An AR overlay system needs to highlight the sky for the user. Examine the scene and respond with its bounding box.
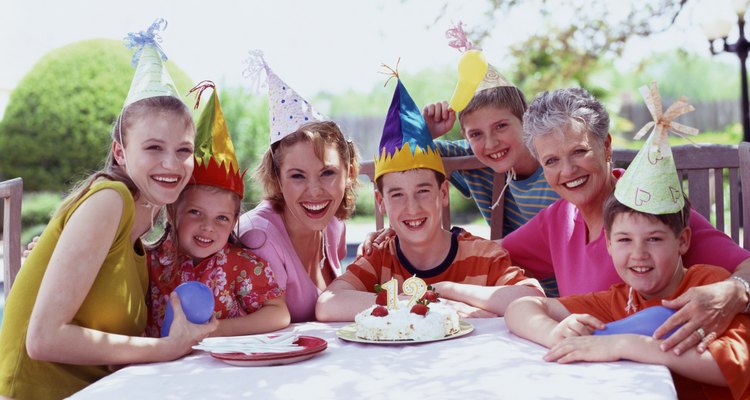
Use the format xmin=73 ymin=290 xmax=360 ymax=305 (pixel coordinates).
xmin=0 ymin=0 xmax=742 ymax=115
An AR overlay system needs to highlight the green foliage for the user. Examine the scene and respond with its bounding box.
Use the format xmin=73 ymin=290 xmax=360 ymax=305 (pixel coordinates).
xmin=616 ymin=50 xmax=740 ymax=101
xmin=0 ymin=39 xmax=193 ymax=191
xmin=317 ymin=66 xmax=463 ymax=139
xmin=19 ymin=191 xmax=62 ymax=246
xmin=217 ymin=85 xmax=270 ymax=208
xmin=353 ymin=182 xmax=376 ymax=217
xmin=448 ymin=186 xmax=482 ymax=223
xmin=22 ymin=191 xmax=60 ymax=227
xmin=613 ymin=123 xmax=743 ymax=149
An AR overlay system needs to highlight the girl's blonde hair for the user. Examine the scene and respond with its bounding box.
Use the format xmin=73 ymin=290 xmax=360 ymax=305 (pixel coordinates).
xmin=254 ymin=121 xmax=360 ymax=220
xmin=56 ymin=96 xmax=194 ymax=217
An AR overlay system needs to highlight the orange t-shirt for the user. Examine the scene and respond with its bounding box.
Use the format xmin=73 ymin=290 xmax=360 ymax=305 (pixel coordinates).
xmin=559 ymin=265 xmax=750 ymax=400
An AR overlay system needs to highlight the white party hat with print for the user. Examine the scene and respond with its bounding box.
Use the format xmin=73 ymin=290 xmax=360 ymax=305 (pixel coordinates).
xmin=244 ymin=50 xmax=326 ymax=144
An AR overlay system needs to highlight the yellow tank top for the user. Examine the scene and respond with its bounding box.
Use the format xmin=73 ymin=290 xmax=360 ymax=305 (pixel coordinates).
xmin=0 ymin=180 xmax=148 ymax=399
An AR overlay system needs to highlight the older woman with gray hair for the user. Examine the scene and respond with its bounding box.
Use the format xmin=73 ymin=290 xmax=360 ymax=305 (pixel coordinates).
xmin=502 ymin=87 xmax=750 ymax=355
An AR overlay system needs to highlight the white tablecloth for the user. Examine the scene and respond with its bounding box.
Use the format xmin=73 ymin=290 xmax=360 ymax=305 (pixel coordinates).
xmin=69 ymin=318 xmax=676 ymax=400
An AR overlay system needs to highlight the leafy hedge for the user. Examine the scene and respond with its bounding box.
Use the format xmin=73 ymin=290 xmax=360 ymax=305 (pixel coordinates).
xmin=216 ymin=85 xmax=269 ymax=207
xmin=0 ymin=39 xmax=193 ymax=191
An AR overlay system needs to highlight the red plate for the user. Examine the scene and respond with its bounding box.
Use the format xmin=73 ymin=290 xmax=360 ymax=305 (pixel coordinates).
xmin=210 ymin=336 xmax=327 ymax=367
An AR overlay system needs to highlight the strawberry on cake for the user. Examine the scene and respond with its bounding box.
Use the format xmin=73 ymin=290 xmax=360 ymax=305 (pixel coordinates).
xmin=354 ymin=287 xmax=460 ymax=341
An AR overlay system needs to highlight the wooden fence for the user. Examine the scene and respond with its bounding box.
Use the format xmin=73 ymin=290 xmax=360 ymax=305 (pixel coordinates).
xmin=619 ymin=99 xmax=739 ymax=136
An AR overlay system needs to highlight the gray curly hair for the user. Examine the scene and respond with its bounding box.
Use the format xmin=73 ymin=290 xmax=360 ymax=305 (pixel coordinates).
xmin=522 ymin=88 xmax=610 ymax=160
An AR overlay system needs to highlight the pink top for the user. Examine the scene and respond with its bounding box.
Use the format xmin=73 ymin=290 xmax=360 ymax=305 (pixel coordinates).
xmin=503 ymin=170 xmax=750 ymax=297
xmin=238 ymin=201 xmax=346 ymax=322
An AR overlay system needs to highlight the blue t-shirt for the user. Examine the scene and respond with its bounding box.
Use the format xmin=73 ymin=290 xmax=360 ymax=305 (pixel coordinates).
xmin=434 ymin=139 xmax=559 ymax=234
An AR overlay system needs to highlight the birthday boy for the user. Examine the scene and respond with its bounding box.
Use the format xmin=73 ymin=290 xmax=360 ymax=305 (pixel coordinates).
xmin=315 ymin=72 xmax=543 ymax=321
xmin=504 ymin=84 xmax=749 ymax=400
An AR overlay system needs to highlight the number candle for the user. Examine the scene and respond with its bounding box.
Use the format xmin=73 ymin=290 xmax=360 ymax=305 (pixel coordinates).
xmin=403 ymin=276 xmax=427 ymax=307
xmin=381 ymin=278 xmax=399 ymax=310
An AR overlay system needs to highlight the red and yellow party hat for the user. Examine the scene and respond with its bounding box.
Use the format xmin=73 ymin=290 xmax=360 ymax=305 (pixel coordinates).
xmin=188 ymin=81 xmax=246 ymax=198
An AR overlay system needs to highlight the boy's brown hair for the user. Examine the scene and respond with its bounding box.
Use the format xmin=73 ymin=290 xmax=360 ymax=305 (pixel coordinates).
xmin=458 ymin=86 xmax=527 ymax=134
xmin=375 ymin=169 xmax=446 ymax=193
xmin=603 ymin=190 xmax=691 ymax=237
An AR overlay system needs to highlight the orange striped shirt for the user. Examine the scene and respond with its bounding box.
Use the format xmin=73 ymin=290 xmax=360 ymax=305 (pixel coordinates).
xmin=339 ymin=228 xmax=540 ymax=292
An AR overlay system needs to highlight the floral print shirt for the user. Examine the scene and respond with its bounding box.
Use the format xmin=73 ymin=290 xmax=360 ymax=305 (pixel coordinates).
xmin=145 ymin=232 xmax=284 ymax=337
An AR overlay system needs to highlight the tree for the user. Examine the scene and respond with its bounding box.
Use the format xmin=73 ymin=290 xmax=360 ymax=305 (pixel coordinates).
xmin=432 ymin=0 xmax=688 ymax=95
xmin=217 ymin=85 xmax=269 ymax=207
xmin=0 ymin=39 xmax=193 ymax=191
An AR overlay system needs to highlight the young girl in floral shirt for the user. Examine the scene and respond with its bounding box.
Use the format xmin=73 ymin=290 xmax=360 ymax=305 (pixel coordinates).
xmin=146 ymin=82 xmax=289 ymax=337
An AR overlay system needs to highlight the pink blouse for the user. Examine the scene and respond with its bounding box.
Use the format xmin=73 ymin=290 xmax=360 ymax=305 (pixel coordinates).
xmin=238 ymin=201 xmax=346 ymax=322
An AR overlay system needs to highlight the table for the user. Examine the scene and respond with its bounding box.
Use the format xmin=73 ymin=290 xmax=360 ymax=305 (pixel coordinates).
xmin=69 ymin=318 xmax=676 ymax=400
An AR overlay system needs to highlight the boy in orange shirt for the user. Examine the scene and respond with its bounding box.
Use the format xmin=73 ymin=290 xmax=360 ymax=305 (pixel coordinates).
xmin=316 ymin=71 xmax=542 ymax=322
xmin=505 ymin=86 xmax=749 ymax=399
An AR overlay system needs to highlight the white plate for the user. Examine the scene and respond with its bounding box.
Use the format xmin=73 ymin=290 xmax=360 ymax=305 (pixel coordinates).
xmin=210 ymin=336 xmax=327 ymax=367
xmin=336 ymin=320 xmax=474 ymax=344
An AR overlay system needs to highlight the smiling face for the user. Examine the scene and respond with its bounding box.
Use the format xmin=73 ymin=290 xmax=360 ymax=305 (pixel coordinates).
xmin=606 ymin=212 xmax=690 ymax=299
xmin=375 ymin=169 xmax=449 ymax=248
xmin=533 ymin=126 xmax=613 ymax=213
xmin=277 ymin=140 xmax=348 ymax=233
xmin=461 ymin=106 xmax=528 ymax=174
xmin=114 ymin=111 xmax=195 ymax=206
xmin=175 ymin=185 xmax=239 ymax=261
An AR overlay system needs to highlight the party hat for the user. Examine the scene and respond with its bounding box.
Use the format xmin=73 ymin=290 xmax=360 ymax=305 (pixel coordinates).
xmin=123 ymin=18 xmax=182 ymax=107
xmin=374 ymin=64 xmax=445 ymax=181
xmin=244 ymin=50 xmax=326 ymax=144
xmin=445 ymin=22 xmax=515 ymax=112
xmin=188 ymin=81 xmax=246 ymax=199
xmin=614 ymin=82 xmax=699 ymax=214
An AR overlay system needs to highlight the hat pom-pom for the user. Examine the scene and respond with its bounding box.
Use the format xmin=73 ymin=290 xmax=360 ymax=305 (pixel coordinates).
xmin=124 ymin=18 xmax=168 ymax=67
xmin=243 ymin=49 xmax=270 ymax=92
xmin=445 ymin=21 xmax=478 ymax=53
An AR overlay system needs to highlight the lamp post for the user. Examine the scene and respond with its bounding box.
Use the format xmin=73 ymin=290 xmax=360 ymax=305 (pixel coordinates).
xmin=704 ymin=0 xmax=750 ymax=143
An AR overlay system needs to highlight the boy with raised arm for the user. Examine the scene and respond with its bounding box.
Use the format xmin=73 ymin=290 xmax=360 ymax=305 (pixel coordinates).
xmin=366 ymin=24 xmax=560 ymax=296
xmin=315 ymin=70 xmax=542 ymax=322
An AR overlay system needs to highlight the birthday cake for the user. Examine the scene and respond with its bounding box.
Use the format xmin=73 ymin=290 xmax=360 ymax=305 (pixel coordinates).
xmin=354 ymin=300 xmax=460 ymax=341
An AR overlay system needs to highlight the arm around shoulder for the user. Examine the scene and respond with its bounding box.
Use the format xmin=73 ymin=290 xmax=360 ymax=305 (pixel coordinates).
xmin=27 ymin=189 xmax=215 ymax=364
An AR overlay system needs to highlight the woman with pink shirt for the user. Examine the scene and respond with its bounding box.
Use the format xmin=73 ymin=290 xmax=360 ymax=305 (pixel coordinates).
xmin=239 ymin=53 xmax=360 ymax=323
xmin=502 ymin=87 xmax=750 ymax=355
xmin=238 ymin=121 xmax=359 ymax=323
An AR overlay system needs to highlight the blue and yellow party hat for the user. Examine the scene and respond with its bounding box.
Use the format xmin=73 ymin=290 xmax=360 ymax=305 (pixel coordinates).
xmin=374 ymin=64 xmax=445 ymax=181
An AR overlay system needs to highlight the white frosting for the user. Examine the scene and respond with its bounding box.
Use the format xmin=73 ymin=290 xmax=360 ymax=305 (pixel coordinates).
xmin=354 ymin=301 xmax=460 ymax=341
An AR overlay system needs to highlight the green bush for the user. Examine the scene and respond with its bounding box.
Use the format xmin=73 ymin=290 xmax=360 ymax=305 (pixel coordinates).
xmin=17 ymin=191 xmax=62 ymax=246
xmin=22 ymin=192 xmax=61 ymax=227
xmin=0 ymin=39 xmax=193 ymax=191
xmin=353 ymin=182 xmax=376 ymax=217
